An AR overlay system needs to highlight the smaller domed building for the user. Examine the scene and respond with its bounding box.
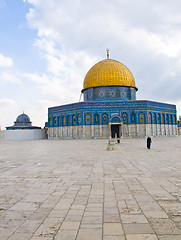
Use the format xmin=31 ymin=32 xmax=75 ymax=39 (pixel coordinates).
xmin=0 ymin=112 xmax=46 ymax=141
xmin=48 ymin=51 xmax=177 ymax=139
xmin=6 ymin=113 xmax=41 ymax=130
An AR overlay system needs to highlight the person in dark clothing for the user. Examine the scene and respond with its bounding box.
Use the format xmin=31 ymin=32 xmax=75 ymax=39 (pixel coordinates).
xmin=147 ymin=136 xmax=152 ymax=149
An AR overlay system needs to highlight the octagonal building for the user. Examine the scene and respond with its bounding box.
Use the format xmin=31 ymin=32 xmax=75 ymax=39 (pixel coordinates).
xmin=48 ymin=51 xmax=177 ymax=139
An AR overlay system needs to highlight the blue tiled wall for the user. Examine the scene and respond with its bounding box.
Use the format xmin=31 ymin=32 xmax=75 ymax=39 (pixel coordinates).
xmin=83 ymin=86 xmax=136 ymax=101
xmin=48 ymin=100 xmax=177 ymax=127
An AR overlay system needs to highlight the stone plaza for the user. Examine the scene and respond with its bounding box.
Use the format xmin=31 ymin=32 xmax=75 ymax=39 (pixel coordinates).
xmin=0 ymin=136 xmax=181 ymax=240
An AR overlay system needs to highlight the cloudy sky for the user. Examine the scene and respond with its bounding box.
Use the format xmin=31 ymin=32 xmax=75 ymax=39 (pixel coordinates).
xmin=0 ymin=0 xmax=181 ymax=129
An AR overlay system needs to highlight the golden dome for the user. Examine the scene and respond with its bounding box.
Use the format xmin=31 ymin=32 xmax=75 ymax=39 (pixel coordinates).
xmin=82 ymin=58 xmax=137 ymax=91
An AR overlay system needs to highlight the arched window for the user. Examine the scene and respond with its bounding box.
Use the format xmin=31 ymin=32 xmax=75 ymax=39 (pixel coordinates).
xmin=148 ymin=112 xmax=152 ymax=123
xmin=123 ymin=113 xmax=128 ymax=124
xmin=53 ymin=117 xmax=57 ymax=127
xmin=58 ymin=116 xmax=61 ymax=126
xmin=94 ymin=113 xmax=99 ymax=125
xmin=62 ymin=116 xmax=66 ymax=126
xmin=102 ymin=113 xmax=108 ymax=124
xmin=173 ymin=115 xmax=176 ymax=124
xmin=166 ymin=114 xmax=169 ymax=124
xmin=139 ymin=112 xmax=145 ymax=123
xmin=153 ymin=113 xmax=156 ymax=124
xmin=77 ymin=114 xmax=81 ymax=125
xmin=67 ymin=115 xmax=71 ymax=126
xmin=72 ymin=115 xmax=76 ymax=125
xmin=86 ymin=113 xmax=91 ymax=124
xmin=170 ymin=115 xmax=173 ymax=124
xmin=157 ymin=113 xmax=161 ymax=124
xmin=131 ymin=112 xmax=136 ymax=123
xmin=161 ymin=114 xmax=165 ymax=124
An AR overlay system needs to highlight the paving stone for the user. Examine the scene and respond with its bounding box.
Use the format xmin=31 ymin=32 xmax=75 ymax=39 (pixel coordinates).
xmin=80 ymin=223 xmax=102 ymax=229
xmin=104 ymin=214 xmax=120 ymax=222
xmin=158 ymin=235 xmax=181 ymax=240
xmin=15 ymin=219 xmax=42 ymax=234
xmin=1 ymin=210 xmax=32 ymax=220
xmin=103 ymin=236 xmax=125 ymax=240
xmin=126 ymin=234 xmax=158 ymax=240
xmin=144 ymin=211 xmax=168 ymax=219
xmin=8 ymin=232 xmax=32 ymax=240
xmin=76 ymin=229 xmax=102 ymax=240
xmin=54 ymin=229 xmax=77 ymax=240
xmin=121 ymin=214 xmax=148 ymax=224
xmin=123 ymin=223 xmax=154 ymax=234
xmin=82 ymin=215 xmax=102 ymax=224
xmin=104 ymin=223 xmax=124 ymax=235
xmin=9 ymin=202 xmax=39 ymax=211
xmin=149 ymin=218 xmax=181 ymax=234
xmin=31 ymin=236 xmax=54 ymax=240
xmin=64 ymin=214 xmax=82 ymax=222
xmin=33 ymin=217 xmax=63 ymax=237
xmin=60 ymin=221 xmax=80 ymax=230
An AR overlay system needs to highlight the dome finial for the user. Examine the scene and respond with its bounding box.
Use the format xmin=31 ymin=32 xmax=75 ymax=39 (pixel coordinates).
xmin=106 ymin=49 xmax=109 ymax=59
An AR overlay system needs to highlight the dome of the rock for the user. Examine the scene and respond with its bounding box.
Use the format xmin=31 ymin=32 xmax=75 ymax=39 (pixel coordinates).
xmin=82 ymin=58 xmax=137 ymax=91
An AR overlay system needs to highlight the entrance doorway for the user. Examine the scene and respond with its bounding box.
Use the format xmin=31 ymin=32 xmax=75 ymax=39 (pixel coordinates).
xmin=111 ymin=124 xmax=120 ymax=138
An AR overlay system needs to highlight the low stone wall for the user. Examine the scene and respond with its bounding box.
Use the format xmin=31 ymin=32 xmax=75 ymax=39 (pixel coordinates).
xmin=48 ymin=124 xmax=177 ymax=139
xmin=0 ymin=129 xmax=46 ymax=141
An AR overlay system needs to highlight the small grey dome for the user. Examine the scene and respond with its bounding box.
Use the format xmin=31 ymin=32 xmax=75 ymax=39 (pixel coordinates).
xmin=16 ymin=113 xmax=30 ymax=123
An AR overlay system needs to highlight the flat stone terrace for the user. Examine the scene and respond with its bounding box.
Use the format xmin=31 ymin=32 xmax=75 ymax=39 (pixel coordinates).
xmin=0 ymin=137 xmax=181 ymax=240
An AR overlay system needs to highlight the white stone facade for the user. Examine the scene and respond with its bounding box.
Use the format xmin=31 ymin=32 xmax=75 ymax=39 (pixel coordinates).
xmin=48 ymin=124 xmax=177 ymax=139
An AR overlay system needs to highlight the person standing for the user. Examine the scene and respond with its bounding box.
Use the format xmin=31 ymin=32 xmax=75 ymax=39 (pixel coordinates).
xmin=147 ymin=136 xmax=152 ymax=149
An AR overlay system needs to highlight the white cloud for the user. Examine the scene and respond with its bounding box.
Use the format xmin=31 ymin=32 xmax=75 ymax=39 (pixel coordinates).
xmin=24 ymin=0 xmax=181 ymax=104
xmin=22 ymin=72 xmax=49 ymax=84
xmin=1 ymin=72 xmax=21 ymax=84
xmin=0 ymin=53 xmax=13 ymax=67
